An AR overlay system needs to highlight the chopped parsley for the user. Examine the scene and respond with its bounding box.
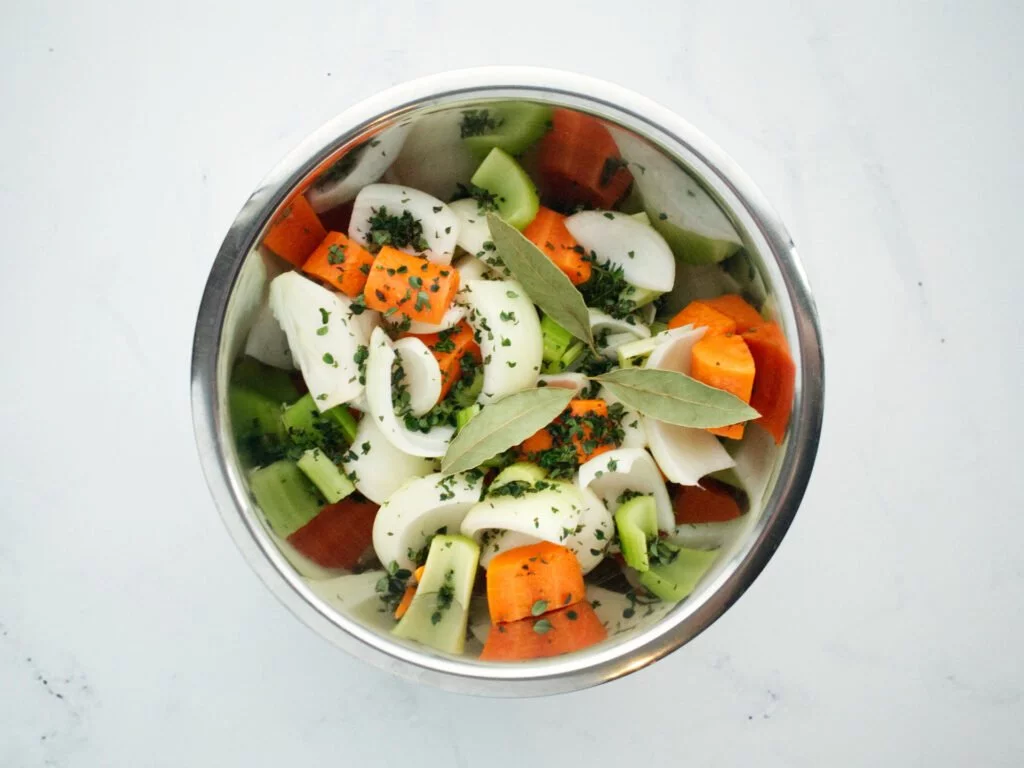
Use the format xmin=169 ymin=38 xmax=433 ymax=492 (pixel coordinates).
xmin=366 ymin=206 xmax=429 ymax=252
xmin=459 ymin=109 xmax=504 ymax=138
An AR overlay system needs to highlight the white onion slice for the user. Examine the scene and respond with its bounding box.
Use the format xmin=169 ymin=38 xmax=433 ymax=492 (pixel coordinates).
xmin=268 ymin=273 xmax=367 ymax=411
xmin=392 ymin=337 xmax=442 ymax=416
xmin=460 ymin=483 xmax=586 ymax=554
xmin=538 ymin=372 xmax=588 ymax=392
xmin=349 ymin=184 xmax=459 ymax=265
xmin=588 ymin=585 xmax=673 ymax=636
xmin=306 ymin=124 xmax=410 ymax=213
xmin=578 ymin=448 xmax=674 ymax=532
xmin=448 ymin=198 xmax=494 ymax=259
xmin=564 ymin=487 xmax=614 ymax=574
xmin=304 ymin=572 xmax=397 ymax=633
xmin=731 ymin=423 xmax=780 ymax=514
xmin=341 ymin=415 xmax=434 ymax=504
xmin=392 ymin=110 xmax=476 ymax=201
xmin=598 ymin=386 xmax=646 ymax=449
xmin=646 ymin=325 xmax=706 ymax=374
xmin=565 ymin=211 xmax=675 ymax=292
xmin=364 ymin=328 xmax=453 ymax=457
xmin=460 ymin=279 xmax=542 ymax=403
xmin=644 ymin=418 xmax=735 ymax=486
xmin=244 ymin=302 xmax=294 ymax=370
xmin=668 ymin=518 xmax=746 ymax=551
xmin=372 ymin=472 xmax=485 ymax=572
xmin=478 ymin=530 xmax=541 ymax=570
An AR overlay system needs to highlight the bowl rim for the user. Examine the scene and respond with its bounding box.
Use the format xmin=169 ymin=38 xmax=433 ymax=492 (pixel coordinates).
xmin=191 ymin=66 xmax=824 ymax=697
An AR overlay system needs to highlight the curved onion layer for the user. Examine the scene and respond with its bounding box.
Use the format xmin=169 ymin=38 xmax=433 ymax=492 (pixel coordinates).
xmin=403 ymin=254 xmax=485 ymax=334
xmin=590 ymin=309 xmax=651 ymax=360
xmin=587 ymin=585 xmax=673 ymax=635
xmin=365 ymin=328 xmax=453 ymax=457
xmin=349 ymin=184 xmax=459 ymax=265
xmin=564 ymin=487 xmax=613 ymax=574
xmin=304 ymin=571 xmax=397 ymax=633
xmin=538 ymin=372 xmax=589 ymax=392
xmin=244 ymin=302 xmax=294 ymax=370
xmin=268 ymin=272 xmax=367 ymax=411
xmin=392 ymin=337 xmax=442 ymax=416
xmin=391 ymin=110 xmax=477 ymax=201
xmin=372 ymin=472 xmax=485 ymax=572
xmin=644 ymin=418 xmax=735 ymax=486
xmin=565 ymin=211 xmax=675 ymax=292
xmin=448 ymin=198 xmax=494 ymax=259
xmin=460 ymin=279 xmax=542 ymax=403
xmin=668 ymin=518 xmax=747 ymax=551
xmin=461 ymin=482 xmax=586 ymax=559
xmin=478 ymin=530 xmax=541 ymax=570
xmin=340 ymin=414 xmax=434 ymax=504
xmin=646 ymin=324 xmax=706 ymax=373
xmin=597 ymin=386 xmax=646 ymax=449
xmin=578 ymin=448 xmax=674 ymax=532
xmin=306 ymin=124 xmax=410 ymax=213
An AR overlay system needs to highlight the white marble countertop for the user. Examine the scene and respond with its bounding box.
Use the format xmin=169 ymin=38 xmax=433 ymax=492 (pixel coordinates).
xmin=2 ymin=1 xmax=1022 ymax=765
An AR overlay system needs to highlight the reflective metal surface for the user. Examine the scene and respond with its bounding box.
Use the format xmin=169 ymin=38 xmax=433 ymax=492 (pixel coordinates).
xmin=191 ymin=67 xmax=824 ymax=696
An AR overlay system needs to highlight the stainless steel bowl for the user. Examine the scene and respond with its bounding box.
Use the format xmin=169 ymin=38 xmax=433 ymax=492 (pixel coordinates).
xmin=191 ymin=67 xmax=824 ymax=696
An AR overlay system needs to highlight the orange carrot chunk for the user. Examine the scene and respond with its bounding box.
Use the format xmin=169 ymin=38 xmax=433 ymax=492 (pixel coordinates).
xmin=673 ymin=479 xmax=744 ymax=525
xmin=741 ymin=322 xmax=795 ymax=444
xmin=668 ymin=300 xmax=738 ymax=335
xmin=690 ymin=334 xmax=756 ymax=440
xmin=702 ymin=294 xmax=764 ymax=334
xmin=406 ymin=321 xmax=480 ymax=401
xmin=520 ymin=399 xmax=615 ymax=465
xmin=537 ymin=109 xmax=632 ymax=210
xmin=363 ymin=246 xmax=460 ymax=325
xmin=486 ymin=541 xmax=586 ymax=624
xmin=393 ymin=565 xmax=427 ymax=619
xmin=522 ymin=207 xmax=591 ymax=285
xmin=480 ymin=602 xmax=607 ymax=661
xmin=286 ymin=498 xmax=378 ymax=570
xmin=263 ymin=195 xmax=328 ymax=267
xmin=302 ymin=232 xmax=376 ymax=297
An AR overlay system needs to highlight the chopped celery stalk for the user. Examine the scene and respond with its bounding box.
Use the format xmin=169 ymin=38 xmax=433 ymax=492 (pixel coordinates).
xmin=479 ymin=453 xmax=509 ymax=469
xmin=469 ymin=147 xmax=539 ymax=230
xmin=614 ymin=495 xmax=658 ymax=572
xmin=453 ymin=367 xmax=483 ymax=408
xmin=639 ymin=548 xmax=719 ymax=602
xmin=249 ymin=460 xmax=323 ymax=537
xmin=616 ymin=336 xmax=663 ymax=369
xmin=229 ymin=386 xmax=286 ymax=443
xmin=542 ymin=340 xmax=586 ymax=374
xmin=462 ymin=102 xmax=552 ymax=160
xmin=650 ymin=321 xmax=668 ymax=336
xmin=392 ymin=534 xmax=480 ymax=655
xmin=322 ymin=403 xmax=358 ymax=444
xmin=230 ymin=356 xmax=299 ymax=404
xmin=281 ymin=393 xmax=318 ymax=436
xmin=296 ymin=448 xmax=355 ymax=504
xmin=282 ymin=393 xmax=357 ymax=446
xmin=621 ymin=284 xmax=661 ymax=308
xmin=541 ymin=315 xmax=574 ymax=363
xmin=455 ymin=404 xmax=481 ymax=431
xmin=490 ymin=462 xmax=546 ymax=492
xmin=631 ymin=211 xmax=652 ymax=225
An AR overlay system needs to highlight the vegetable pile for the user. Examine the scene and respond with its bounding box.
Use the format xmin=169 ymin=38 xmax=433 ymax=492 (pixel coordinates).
xmin=231 ymin=103 xmax=796 ymax=661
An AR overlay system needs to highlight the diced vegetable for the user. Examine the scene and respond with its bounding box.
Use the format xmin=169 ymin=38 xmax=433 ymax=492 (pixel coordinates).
xmin=742 ymin=322 xmax=795 ymax=444
xmin=362 ymin=246 xmax=461 ymax=326
xmin=301 ymin=232 xmax=375 ymax=297
xmin=448 ymin=198 xmax=495 ymax=260
xmin=249 ymin=460 xmax=323 ymax=538
xmin=702 ymin=294 xmax=764 ymax=333
xmin=563 ymin=487 xmax=613 ymax=575
xmin=230 ymin=356 xmax=300 ymax=403
xmin=668 ymin=299 xmax=737 ymax=335
xmin=673 ymin=479 xmax=744 ymax=525
xmin=589 ymin=308 xmax=651 ymax=360
xmin=644 ymin=418 xmax=736 ymax=486
xmin=263 ymin=195 xmax=327 ymax=267
xmin=229 ymin=386 xmax=286 ymax=447
xmin=690 ymin=334 xmax=756 ymax=440
xmin=461 ymin=102 xmax=552 ymax=160
xmin=244 ymin=303 xmax=294 ymax=370
xmin=469 ymin=148 xmax=539 ymax=230
xmin=537 ymin=372 xmax=589 ymax=393
xmin=296 ymin=448 xmax=355 ymax=503
xmin=306 ymin=124 xmax=409 ymax=213
xmin=408 ymin=321 xmax=480 ymax=402
xmin=287 ymin=498 xmax=378 ymax=570
xmin=281 ymin=393 xmax=357 ymax=447
xmin=522 ymin=206 xmax=590 ymax=285
xmin=614 ymin=495 xmax=658 ymax=571
xmin=489 ymin=462 xmax=547 ymax=492
xmin=485 ymin=541 xmax=586 ymax=624
xmin=638 ymin=547 xmax=718 ymax=602
xmin=577 ymin=447 xmax=674 ymax=532
xmin=392 ymin=534 xmax=480 ymax=655
xmin=392 ymin=336 xmax=443 ymax=416
xmin=537 ymin=109 xmax=632 ymax=209
xmin=371 ymin=471 xmax=485 ymax=572
xmin=455 ymin=404 xmax=480 ymax=431
xmin=541 ymin=314 xmax=574 ymax=366
xmin=349 ymin=184 xmax=460 ymax=265
xmin=340 ymin=413 xmax=434 ymax=504
xmin=393 ymin=565 xmax=426 ymax=619
xmin=520 ymin=399 xmax=617 ymax=466
xmin=565 ymin=211 xmax=675 ymax=293
xmin=479 ymin=602 xmax=606 ymax=661
xmin=392 ymin=110 xmax=477 ymax=201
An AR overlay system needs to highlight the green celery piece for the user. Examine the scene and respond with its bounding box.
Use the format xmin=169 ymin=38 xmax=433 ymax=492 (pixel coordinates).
xmin=651 ymin=214 xmax=741 ymax=266
xmin=639 ymin=548 xmax=719 ymax=602
xmin=230 ymin=356 xmax=299 ymax=403
xmin=540 ymin=314 xmax=573 ymax=363
xmin=542 ymin=339 xmax=585 ymax=374
xmin=229 ymin=386 xmax=286 ymax=444
xmin=296 ymin=448 xmax=355 ymax=504
xmin=621 ymin=284 xmax=661 ymax=308
xmin=392 ymin=535 xmax=480 ymax=655
xmin=455 ymin=404 xmax=481 ymax=431
xmin=630 ymin=211 xmax=652 ymax=225
xmin=490 ymin=462 xmax=546 ymax=492
xmin=462 ymin=102 xmax=552 ymax=160
xmin=616 ymin=336 xmax=659 ymax=369
xmin=470 ymin=148 xmax=539 ymax=230
xmin=249 ymin=460 xmax=323 ymax=537
xmin=649 ymin=321 xmax=668 ymax=335
xmin=453 ymin=368 xmax=483 ymax=408
xmin=614 ymin=495 xmax=658 ymax=572
xmin=282 ymin=393 xmax=358 ymax=446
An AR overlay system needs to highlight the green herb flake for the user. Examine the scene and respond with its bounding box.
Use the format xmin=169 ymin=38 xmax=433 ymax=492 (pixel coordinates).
xmin=532 ymin=619 xmax=554 ymax=635
xmin=531 ymin=599 xmax=548 ymax=616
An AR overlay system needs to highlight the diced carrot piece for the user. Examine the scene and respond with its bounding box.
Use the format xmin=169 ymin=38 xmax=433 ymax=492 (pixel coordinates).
xmin=691 ymin=334 xmax=756 ymax=440
xmin=741 ymin=322 xmax=795 ymax=444
xmin=393 ymin=565 xmax=426 ymax=619
xmin=480 ymin=602 xmax=607 ymax=661
xmin=668 ymin=300 xmax=738 ymax=335
xmin=286 ymin=498 xmax=378 ymax=570
xmin=673 ymin=479 xmax=744 ymax=524
xmin=486 ymin=542 xmax=586 ymax=624
xmin=362 ymin=247 xmax=460 ymax=325
xmin=302 ymin=232 xmax=375 ymax=297
xmin=522 ymin=207 xmax=591 ymax=285
xmin=520 ymin=428 xmax=555 ymax=455
xmin=702 ymin=295 xmax=764 ymax=333
xmin=263 ymin=195 xmax=327 ymax=267
xmin=519 ymin=399 xmax=614 ymax=464
xmin=406 ymin=321 xmax=480 ymax=401
xmin=537 ymin=109 xmax=632 ymax=209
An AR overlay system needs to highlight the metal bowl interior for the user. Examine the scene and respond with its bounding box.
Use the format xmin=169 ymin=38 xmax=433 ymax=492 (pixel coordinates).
xmin=191 ymin=67 xmax=824 ymax=696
